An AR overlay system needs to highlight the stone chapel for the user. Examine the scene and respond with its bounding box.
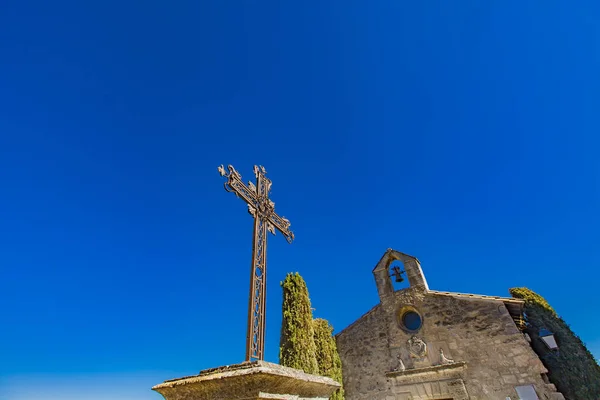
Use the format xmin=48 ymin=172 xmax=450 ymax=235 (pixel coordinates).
xmin=335 ymin=249 xmax=565 ymax=400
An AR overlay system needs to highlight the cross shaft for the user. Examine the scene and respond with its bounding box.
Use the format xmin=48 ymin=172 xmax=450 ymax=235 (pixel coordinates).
xmin=218 ymin=164 xmax=294 ymax=361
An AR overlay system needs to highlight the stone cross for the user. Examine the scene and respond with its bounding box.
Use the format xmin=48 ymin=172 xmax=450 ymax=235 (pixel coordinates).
xmin=218 ymin=164 xmax=294 ymax=361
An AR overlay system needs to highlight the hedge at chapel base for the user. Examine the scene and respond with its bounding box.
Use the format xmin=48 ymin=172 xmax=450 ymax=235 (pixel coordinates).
xmin=510 ymin=287 xmax=600 ymax=400
xmin=279 ymin=272 xmax=318 ymax=374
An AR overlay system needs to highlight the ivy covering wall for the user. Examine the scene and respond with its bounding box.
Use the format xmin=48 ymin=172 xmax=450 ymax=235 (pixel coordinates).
xmin=313 ymin=318 xmax=344 ymax=400
xmin=510 ymin=287 xmax=600 ymax=400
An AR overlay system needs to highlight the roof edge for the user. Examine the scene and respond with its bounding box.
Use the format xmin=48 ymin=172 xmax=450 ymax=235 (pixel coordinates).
xmin=335 ymin=303 xmax=381 ymax=338
xmin=427 ymin=289 xmax=524 ymax=304
xmin=372 ymin=248 xmax=421 ymax=272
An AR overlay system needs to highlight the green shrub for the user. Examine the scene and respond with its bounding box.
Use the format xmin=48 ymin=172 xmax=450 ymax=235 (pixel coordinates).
xmin=314 ymin=318 xmax=344 ymax=400
xmin=510 ymin=287 xmax=600 ymax=399
xmin=279 ymin=272 xmax=318 ymax=374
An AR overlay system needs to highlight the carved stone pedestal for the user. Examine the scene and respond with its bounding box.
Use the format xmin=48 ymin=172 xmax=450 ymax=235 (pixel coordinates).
xmin=152 ymin=361 xmax=341 ymax=400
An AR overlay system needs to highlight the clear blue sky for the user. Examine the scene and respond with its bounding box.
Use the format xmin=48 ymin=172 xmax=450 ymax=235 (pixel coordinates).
xmin=1 ymin=1 xmax=599 ymax=399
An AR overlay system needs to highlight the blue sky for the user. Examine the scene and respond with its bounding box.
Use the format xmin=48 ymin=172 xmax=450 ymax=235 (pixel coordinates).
xmin=1 ymin=1 xmax=599 ymax=399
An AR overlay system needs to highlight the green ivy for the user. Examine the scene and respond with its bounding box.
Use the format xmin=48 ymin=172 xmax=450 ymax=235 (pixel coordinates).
xmin=314 ymin=318 xmax=344 ymax=400
xmin=510 ymin=287 xmax=600 ymax=400
xmin=279 ymin=272 xmax=318 ymax=374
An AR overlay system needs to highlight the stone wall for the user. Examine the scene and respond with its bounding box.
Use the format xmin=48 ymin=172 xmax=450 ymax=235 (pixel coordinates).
xmin=336 ymin=286 xmax=563 ymax=400
xmin=335 ymin=305 xmax=390 ymax=400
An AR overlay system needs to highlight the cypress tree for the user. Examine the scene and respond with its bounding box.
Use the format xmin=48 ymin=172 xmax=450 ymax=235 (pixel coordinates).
xmin=313 ymin=318 xmax=344 ymax=400
xmin=510 ymin=287 xmax=600 ymax=399
xmin=279 ymin=272 xmax=318 ymax=374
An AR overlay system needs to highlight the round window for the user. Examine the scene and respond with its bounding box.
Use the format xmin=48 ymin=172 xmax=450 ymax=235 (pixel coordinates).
xmin=402 ymin=311 xmax=422 ymax=331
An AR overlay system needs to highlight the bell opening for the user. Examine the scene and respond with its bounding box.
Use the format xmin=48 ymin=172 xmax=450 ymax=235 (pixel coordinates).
xmin=389 ymin=262 xmax=408 ymax=291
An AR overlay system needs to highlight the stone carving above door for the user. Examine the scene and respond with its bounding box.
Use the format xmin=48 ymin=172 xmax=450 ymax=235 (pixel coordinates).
xmin=407 ymin=336 xmax=427 ymax=359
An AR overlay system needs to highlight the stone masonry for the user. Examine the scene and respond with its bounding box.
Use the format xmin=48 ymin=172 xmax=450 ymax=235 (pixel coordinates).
xmin=152 ymin=360 xmax=341 ymax=400
xmin=335 ymin=249 xmax=564 ymax=400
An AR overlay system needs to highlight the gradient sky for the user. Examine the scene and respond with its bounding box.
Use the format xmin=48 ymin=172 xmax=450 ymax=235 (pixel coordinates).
xmin=1 ymin=1 xmax=599 ymax=399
